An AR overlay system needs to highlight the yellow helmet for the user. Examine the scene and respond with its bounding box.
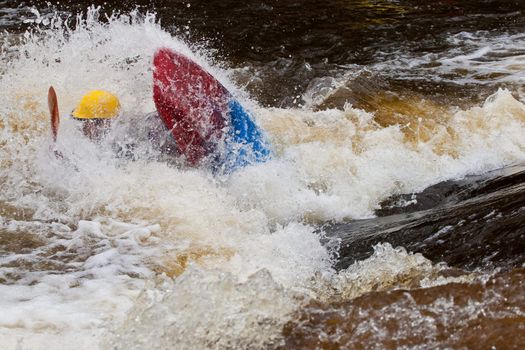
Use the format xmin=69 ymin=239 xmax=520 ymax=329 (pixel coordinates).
xmin=72 ymin=90 xmax=121 ymax=119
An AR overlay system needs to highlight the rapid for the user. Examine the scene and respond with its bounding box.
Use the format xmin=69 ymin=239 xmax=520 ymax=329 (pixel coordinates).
xmin=0 ymin=1 xmax=524 ymax=349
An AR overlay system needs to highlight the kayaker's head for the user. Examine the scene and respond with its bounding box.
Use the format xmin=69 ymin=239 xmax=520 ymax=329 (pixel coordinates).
xmin=72 ymin=90 xmax=120 ymax=141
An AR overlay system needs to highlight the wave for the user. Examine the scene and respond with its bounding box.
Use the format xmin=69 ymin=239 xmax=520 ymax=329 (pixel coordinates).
xmin=0 ymin=7 xmax=524 ymax=349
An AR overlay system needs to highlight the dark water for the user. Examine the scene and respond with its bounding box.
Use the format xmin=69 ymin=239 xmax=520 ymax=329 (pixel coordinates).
xmin=1 ymin=0 xmax=525 ymax=348
xmin=3 ymin=0 xmax=525 ymax=106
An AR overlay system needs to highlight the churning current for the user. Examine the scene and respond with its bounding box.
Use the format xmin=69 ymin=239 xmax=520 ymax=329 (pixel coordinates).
xmin=0 ymin=1 xmax=524 ymax=349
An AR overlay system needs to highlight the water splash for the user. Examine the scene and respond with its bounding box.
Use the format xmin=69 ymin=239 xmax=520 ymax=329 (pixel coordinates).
xmin=1 ymin=6 xmax=525 ymax=349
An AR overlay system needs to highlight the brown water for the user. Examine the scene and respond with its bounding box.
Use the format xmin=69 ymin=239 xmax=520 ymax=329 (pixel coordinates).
xmin=282 ymin=267 xmax=525 ymax=349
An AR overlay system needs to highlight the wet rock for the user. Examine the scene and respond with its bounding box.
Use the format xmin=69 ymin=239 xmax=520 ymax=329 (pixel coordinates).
xmin=326 ymin=164 xmax=525 ymax=271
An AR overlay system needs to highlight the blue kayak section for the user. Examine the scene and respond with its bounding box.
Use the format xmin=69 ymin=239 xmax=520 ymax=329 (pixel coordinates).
xmin=216 ymin=99 xmax=272 ymax=174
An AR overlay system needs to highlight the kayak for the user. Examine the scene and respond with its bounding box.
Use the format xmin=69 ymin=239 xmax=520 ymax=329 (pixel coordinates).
xmin=153 ymin=47 xmax=271 ymax=172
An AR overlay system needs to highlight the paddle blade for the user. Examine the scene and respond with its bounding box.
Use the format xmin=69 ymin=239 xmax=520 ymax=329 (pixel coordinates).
xmin=48 ymin=86 xmax=59 ymax=142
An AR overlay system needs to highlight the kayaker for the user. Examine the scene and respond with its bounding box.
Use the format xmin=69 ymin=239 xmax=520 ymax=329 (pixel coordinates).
xmin=70 ymin=89 xmax=121 ymax=142
xmin=49 ymin=87 xmax=178 ymax=159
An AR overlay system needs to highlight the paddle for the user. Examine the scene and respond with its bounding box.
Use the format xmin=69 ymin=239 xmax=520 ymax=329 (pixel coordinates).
xmin=47 ymin=86 xmax=65 ymax=159
xmin=48 ymin=86 xmax=59 ymax=142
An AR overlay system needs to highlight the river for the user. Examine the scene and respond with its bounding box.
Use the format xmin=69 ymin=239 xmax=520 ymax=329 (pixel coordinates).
xmin=0 ymin=1 xmax=524 ymax=349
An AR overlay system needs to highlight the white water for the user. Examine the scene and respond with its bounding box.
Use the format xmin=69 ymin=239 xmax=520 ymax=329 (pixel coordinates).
xmin=372 ymin=31 xmax=525 ymax=88
xmin=1 ymin=8 xmax=525 ymax=349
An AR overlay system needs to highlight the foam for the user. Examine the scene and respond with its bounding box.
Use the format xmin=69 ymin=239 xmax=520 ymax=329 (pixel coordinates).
xmin=232 ymin=89 xmax=525 ymax=220
xmin=103 ymin=267 xmax=302 ymax=349
xmin=0 ymin=218 xmax=155 ymax=349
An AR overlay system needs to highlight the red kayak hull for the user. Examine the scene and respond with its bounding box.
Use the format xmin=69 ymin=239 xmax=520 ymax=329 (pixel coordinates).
xmin=153 ymin=47 xmax=229 ymax=165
